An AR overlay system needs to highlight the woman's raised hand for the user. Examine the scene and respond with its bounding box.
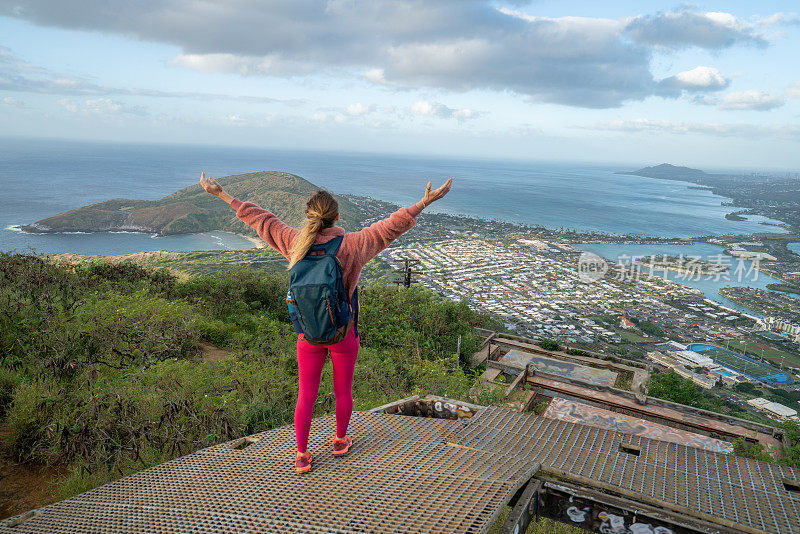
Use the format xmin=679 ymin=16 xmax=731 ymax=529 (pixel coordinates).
xmin=421 ymin=177 xmax=453 ymax=207
xmin=200 ymin=172 xmax=224 ymax=196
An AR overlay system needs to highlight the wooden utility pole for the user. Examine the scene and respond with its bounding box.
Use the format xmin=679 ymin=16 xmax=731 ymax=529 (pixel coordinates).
xmin=392 ymin=258 xmax=422 ymax=288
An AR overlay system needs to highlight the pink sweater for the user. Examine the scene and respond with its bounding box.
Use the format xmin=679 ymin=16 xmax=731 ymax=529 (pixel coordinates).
xmin=230 ymin=197 xmax=422 ymax=302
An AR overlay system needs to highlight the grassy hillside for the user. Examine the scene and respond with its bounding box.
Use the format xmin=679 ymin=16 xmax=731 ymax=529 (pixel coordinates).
xmin=21 ymin=171 xmax=365 ymax=236
xmin=0 ymin=250 xmax=504 ymax=504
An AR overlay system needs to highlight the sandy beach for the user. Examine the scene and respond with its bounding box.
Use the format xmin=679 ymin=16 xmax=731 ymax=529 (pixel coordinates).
xmin=233 ymin=233 xmax=266 ymax=249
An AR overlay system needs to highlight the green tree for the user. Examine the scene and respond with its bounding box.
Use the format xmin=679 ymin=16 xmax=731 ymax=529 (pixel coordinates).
xmin=638 ymin=320 xmax=664 ymax=338
xmin=734 ymin=382 xmax=757 ymax=395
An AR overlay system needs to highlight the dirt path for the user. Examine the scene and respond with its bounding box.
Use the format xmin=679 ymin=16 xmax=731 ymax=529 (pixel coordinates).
xmin=0 ymin=425 xmax=66 ymax=520
xmin=196 ymin=341 xmax=233 ymax=362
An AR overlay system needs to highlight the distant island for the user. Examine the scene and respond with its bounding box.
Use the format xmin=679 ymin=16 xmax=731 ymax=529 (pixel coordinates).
xmin=20 ymin=171 xmax=364 ymax=237
xmin=616 ymin=163 xmax=707 ymax=182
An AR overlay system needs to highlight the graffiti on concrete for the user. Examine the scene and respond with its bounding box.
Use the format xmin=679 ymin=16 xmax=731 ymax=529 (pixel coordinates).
xmin=544 ymin=397 xmax=734 ymax=454
xmin=433 ymin=400 xmax=475 ymax=419
xmin=567 ymin=505 xmax=590 ymax=523
xmin=598 ymin=511 xmax=674 ymax=534
xmin=500 ymin=350 xmax=618 ymax=386
xmin=552 ymin=493 xmax=679 ymax=534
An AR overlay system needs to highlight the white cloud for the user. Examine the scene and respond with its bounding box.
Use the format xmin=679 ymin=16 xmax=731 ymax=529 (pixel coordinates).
xmin=168 ymin=53 xmax=313 ymax=76
xmin=658 ymin=66 xmax=729 ymax=95
xmin=718 ymin=90 xmax=785 ymax=111
xmin=364 ymin=68 xmax=389 ymax=85
xmin=1 ymin=96 xmax=22 ymax=107
xmin=410 ymin=101 xmax=480 ymax=120
xmin=590 ymin=118 xmax=800 ymax=138
xmin=623 ymin=8 xmax=789 ymax=50
xmin=674 ymin=67 xmax=729 ymax=89
xmin=59 ymin=98 xmax=147 ymax=116
xmin=344 ymin=103 xmax=375 ymax=116
xmin=692 ymin=90 xmax=786 ymax=111
xmin=0 ymin=47 xmax=289 ymax=104
xmin=453 ymin=108 xmax=478 ymax=120
xmin=2 ymin=2 xmax=783 ymax=109
xmin=309 ymin=111 xmax=346 ymax=124
xmin=786 ymin=81 xmax=800 ymax=99
xmin=411 ymin=101 xmax=446 ymax=117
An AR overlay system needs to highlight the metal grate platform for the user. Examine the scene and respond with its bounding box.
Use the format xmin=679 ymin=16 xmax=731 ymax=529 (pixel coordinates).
xmin=447 ymin=406 xmax=800 ymax=534
xmin=2 ymin=405 xmax=799 ymax=533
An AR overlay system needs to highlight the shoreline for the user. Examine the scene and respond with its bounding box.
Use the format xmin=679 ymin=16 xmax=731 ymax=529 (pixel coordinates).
xmin=230 ymin=232 xmax=265 ymax=249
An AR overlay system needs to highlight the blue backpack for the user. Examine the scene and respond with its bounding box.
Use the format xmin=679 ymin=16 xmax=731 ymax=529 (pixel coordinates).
xmin=286 ymin=235 xmax=355 ymax=345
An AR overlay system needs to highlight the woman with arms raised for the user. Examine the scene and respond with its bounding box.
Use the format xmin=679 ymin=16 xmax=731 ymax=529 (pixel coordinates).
xmin=200 ymin=172 xmax=452 ymax=474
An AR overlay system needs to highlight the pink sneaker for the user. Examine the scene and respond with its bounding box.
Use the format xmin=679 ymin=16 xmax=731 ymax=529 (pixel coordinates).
xmin=295 ymin=451 xmax=313 ymax=474
xmin=333 ymin=434 xmax=352 ymax=456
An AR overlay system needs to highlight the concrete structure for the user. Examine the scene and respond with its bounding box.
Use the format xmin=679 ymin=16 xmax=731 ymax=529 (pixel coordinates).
xmin=673 ymin=365 xmax=717 ymax=389
xmin=543 ymin=397 xmax=734 ymax=453
xmin=501 ymin=349 xmax=618 ymax=387
xmin=472 ymin=329 xmax=650 ymax=393
xmin=526 ymin=375 xmax=785 ymax=454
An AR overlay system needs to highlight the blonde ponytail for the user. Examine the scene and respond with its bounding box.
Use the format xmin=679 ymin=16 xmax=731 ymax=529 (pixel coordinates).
xmin=288 ymin=190 xmax=339 ymax=269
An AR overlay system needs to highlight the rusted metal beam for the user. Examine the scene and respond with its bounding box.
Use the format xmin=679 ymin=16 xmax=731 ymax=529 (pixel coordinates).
xmin=500 ymin=479 xmax=542 ymax=534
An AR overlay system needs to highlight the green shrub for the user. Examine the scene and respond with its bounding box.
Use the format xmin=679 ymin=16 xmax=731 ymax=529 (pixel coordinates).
xmin=7 ymin=377 xmax=69 ymax=461
xmin=537 ymin=338 xmax=560 ymax=351
xmin=565 ymin=348 xmax=589 ymax=356
xmin=780 ymin=420 xmax=800 ymax=468
xmin=195 ymin=316 xmax=241 ymax=346
xmin=79 ymin=261 xmax=177 ymax=296
xmin=0 ymin=366 xmax=21 ymax=417
xmin=175 ymin=266 xmax=288 ymax=321
xmin=359 ymin=284 xmax=492 ymax=361
xmin=73 ymin=291 xmax=201 ymax=368
xmin=647 ymin=369 xmax=720 ymax=411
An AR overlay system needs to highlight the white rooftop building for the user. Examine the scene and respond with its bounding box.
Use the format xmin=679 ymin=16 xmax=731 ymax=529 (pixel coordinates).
xmin=675 ymin=350 xmax=715 ymax=368
xmin=747 ymin=398 xmax=798 ymax=419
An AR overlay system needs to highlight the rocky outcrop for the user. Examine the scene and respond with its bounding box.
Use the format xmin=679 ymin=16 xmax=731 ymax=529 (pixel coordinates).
xmin=22 ymin=201 xmax=209 ymax=236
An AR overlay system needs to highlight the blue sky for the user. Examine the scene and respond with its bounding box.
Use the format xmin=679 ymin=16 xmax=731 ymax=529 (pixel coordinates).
xmin=1 ymin=1 xmax=798 ymax=169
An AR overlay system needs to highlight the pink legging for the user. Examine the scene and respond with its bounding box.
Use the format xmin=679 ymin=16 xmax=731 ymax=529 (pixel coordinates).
xmin=294 ymin=325 xmax=360 ymax=453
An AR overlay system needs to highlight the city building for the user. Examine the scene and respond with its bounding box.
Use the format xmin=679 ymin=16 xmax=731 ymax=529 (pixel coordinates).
xmin=746 ymin=397 xmax=799 ymax=420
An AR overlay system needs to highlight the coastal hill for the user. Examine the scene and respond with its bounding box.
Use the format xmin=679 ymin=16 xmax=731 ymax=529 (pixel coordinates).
xmin=618 ymin=163 xmax=800 ymax=231
xmin=21 ymin=171 xmax=363 ymax=236
xmin=616 ymin=163 xmax=707 ymax=182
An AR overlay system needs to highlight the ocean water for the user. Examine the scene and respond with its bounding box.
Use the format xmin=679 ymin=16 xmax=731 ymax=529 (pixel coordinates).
xmin=0 ymin=137 xmax=788 ymax=257
xmin=572 ymin=242 xmax=798 ymax=316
